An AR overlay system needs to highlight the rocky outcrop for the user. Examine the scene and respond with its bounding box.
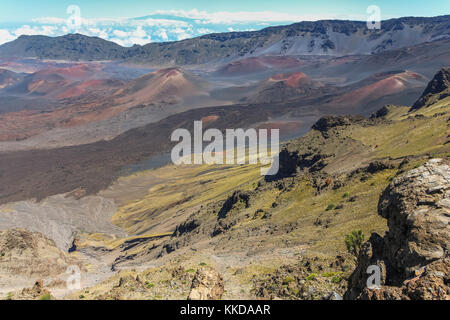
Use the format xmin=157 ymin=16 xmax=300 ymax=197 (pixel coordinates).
xmin=0 ymin=229 xmax=81 ymax=288
xmin=17 ymin=280 xmax=54 ymax=300
xmin=311 ymin=115 xmax=366 ymax=137
xmin=188 ymin=267 xmax=224 ymax=300
xmin=411 ymin=67 xmax=450 ymax=110
xmin=346 ymin=159 xmax=450 ymax=300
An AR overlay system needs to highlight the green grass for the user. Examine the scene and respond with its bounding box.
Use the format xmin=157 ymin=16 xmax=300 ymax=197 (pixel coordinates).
xmin=305 ymin=273 xmax=317 ymax=281
xmin=282 ymin=276 xmax=295 ymax=285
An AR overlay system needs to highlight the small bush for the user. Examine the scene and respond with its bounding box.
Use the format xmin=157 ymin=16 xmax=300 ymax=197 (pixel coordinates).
xmin=345 ymin=230 xmax=365 ymax=257
xmin=326 ymin=204 xmax=336 ymax=211
xmin=39 ymin=293 xmax=52 ymax=300
xmin=199 ymin=262 xmax=207 ymax=267
xmin=342 ymin=192 xmax=349 ymax=198
xmin=79 ymin=295 xmax=85 ymax=299
xmin=186 ymin=269 xmax=196 ymax=273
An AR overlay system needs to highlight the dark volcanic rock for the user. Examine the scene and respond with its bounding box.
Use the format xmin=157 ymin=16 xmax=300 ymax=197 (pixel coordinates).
xmin=217 ymin=190 xmax=252 ymax=219
xmin=366 ymin=160 xmax=395 ymax=174
xmin=346 ymin=158 xmax=450 ymax=300
xmin=411 ymin=67 xmax=450 ymax=110
xmin=312 ymin=115 xmax=366 ymax=135
xmin=370 ymin=105 xmax=390 ymax=119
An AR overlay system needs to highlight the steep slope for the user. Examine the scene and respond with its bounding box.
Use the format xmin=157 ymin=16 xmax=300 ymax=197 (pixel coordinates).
xmin=0 ymin=16 xmax=449 ymax=64
xmin=411 ymin=67 xmax=450 ymax=110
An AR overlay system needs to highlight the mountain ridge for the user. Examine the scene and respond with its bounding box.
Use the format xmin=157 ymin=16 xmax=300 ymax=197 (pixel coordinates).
xmin=1 ymin=15 xmax=449 ymax=65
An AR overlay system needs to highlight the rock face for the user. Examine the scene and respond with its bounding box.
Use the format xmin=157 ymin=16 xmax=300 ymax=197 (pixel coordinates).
xmin=0 ymin=229 xmax=80 ymax=291
xmin=188 ymin=267 xmax=224 ymax=300
xmin=346 ymin=159 xmax=450 ymax=300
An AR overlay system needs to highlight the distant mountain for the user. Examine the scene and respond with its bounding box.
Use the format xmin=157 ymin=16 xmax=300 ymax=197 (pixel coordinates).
xmin=411 ymin=67 xmax=450 ymax=110
xmin=0 ymin=15 xmax=449 ymax=65
xmin=0 ymin=34 xmax=125 ymax=61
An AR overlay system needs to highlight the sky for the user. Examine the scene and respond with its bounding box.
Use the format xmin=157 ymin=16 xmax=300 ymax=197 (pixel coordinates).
xmin=0 ymin=0 xmax=448 ymax=46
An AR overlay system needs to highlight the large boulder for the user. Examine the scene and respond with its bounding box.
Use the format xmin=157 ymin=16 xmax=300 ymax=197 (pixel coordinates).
xmin=188 ymin=267 xmax=224 ymax=300
xmin=346 ymin=158 xmax=449 ymax=300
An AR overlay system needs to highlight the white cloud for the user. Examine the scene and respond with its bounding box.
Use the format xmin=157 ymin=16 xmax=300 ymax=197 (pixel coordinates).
xmin=14 ymin=25 xmax=58 ymax=36
xmin=155 ymin=29 xmax=169 ymax=41
xmin=113 ymin=29 xmax=128 ymax=38
xmin=0 ymin=29 xmax=15 ymax=45
xmin=152 ymin=9 xmax=343 ymax=24
xmin=108 ymin=26 xmax=151 ymax=46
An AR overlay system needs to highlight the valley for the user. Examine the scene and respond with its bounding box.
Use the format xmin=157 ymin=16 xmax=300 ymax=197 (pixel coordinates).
xmin=0 ymin=14 xmax=448 ymax=301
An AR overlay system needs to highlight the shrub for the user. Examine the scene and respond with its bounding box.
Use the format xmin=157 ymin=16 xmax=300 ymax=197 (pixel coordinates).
xmin=39 ymin=293 xmax=52 ymax=300
xmin=186 ymin=269 xmax=196 ymax=273
xmin=326 ymin=204 xmax=336 ymax=211
xmin=345 ymin=230 xmax=365 ymax=257
xmin=199 ymin=262 xmax=207 ymax=267
xmin=342 ymin=192 xmax=350 ymax=198
xmin=282 ymin=276 xmax=295 ymax=285
xmin=322 ymin=271 xmax=342 ymax=278
xmin=331 ymin=275 xmax=342 ymax=283
xmin=305 ymin=273 xmax=317 ymax=281
xmin=79 ymin=295 xmax=85 ymax=299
